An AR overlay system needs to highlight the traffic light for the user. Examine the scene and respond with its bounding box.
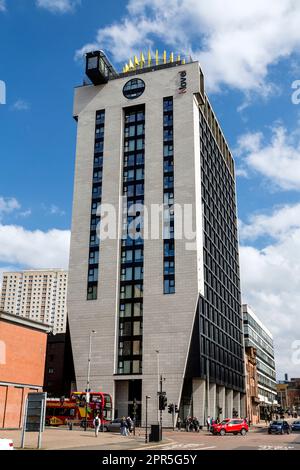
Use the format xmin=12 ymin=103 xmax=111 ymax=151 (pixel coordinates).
xmin=159 ymin=394 xmax=167 ymax=410
xmin=163 ymin=396 xmax=167 ymax=409
xmin=168 ymin=404 xmax=174 ymax=414
xmin=175 ymin=405 xmax=179 ymax=413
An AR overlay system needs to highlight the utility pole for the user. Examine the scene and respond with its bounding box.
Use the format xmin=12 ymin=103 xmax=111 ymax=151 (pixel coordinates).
xmin=156 ymin=350 xmax=160 ymax=424
xmin=145 ymin=395 xmax=151 ymax=443
xmin=160 ymin=374 xmax=163 ymax=437
xmin=85 ymin=330 xmax=96 ymax=431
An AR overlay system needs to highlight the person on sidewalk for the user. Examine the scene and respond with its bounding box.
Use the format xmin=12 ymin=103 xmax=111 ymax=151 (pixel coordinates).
xmin=176 ymin=417 xmax=182 ymax=431
xmin=120 ymin=417 xmax=128 ymax=436
xmin=93 ymin=413 xmax=101 ymax=437
xmin=206 ymin=416 xmax=211 ymax=431
xmin=126 ymin=416 xmax=133 ymax=435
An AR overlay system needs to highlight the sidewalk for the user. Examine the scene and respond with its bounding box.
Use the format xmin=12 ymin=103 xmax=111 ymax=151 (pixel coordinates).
xmin=0 ymin=427 xmax=169 ymax=451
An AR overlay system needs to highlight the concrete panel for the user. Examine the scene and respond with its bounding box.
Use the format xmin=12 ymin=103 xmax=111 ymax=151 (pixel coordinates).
xmin=209 ymin=383 xmax=217 ymax=419
xmin=225 ymin=389 xmax=233 ymax=419
xmin=193 ymin=379 xmax=206 ymax=426
xmin=233 ymin=391 xmax=241 ymax=417
xmin=217 ymin=386 xmax=225 ymax=421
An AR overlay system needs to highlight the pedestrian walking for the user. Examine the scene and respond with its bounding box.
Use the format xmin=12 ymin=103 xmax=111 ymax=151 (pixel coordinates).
xmin=93 ymin=413 xmax=101 ymax=437
xmin=120 ymin=416 xmax=128 ymax=436
xmin=206 ymin=416 xmax=211 ymax=431
xmin=176 ymin=417 xmax=182 ymax=431
xmin=193 ymin=417 xmax=200 ymax=432
xmin=126 ymin=416 xmax=133 ymax=435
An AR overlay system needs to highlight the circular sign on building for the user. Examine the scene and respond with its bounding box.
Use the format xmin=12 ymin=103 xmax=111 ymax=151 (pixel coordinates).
xmin=123 ymin=78 xmax=145 ymax=99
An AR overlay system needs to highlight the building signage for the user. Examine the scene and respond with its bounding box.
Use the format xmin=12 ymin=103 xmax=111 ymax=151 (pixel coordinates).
xmin=21 ymin=392 xmax=47 ymax=449
xmin=178 ymin=71 xmax=187 ymax=94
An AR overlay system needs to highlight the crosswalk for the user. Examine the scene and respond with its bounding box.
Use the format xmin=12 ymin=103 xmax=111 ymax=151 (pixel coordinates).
xmin=146 ymin=442 xmax=216 ymax=450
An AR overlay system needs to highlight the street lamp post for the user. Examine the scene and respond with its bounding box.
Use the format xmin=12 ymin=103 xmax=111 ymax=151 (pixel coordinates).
xmin=85 ymin=329 xmax=96 ymax=431
xmin=145 ymin=395 xmax=151 ymax=444
xmin=156 ymin=350 xmax=160 ymax=424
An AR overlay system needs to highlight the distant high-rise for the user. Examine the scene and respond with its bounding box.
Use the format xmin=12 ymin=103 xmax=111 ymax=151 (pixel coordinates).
xmin=0 ymin=270 xmax=68 ymax=333
xmin=68 ymin=50 xmax=245 ymax=425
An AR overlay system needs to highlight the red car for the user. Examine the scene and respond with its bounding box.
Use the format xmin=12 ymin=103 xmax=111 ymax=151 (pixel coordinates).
xmin=211 ymin=418 xmax=249 ymax=436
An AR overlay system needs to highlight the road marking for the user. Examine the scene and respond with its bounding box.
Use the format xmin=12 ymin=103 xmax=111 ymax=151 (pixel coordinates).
xmin=140 ymin=442 xmax=216 ymax=450
xmin=258 ymin=445 xmax=295 ymax=451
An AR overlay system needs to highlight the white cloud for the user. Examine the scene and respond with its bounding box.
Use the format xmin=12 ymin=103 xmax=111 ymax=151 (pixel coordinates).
xmin=236 ymin=125 xmax=300 ymax=190
xmin=36 ymin=0 xmax=80 ymax=13
xmin=76 ymin=0 xmax=300 ymax=93
xmin=0 ymin=224 xmax=70 ymax=271
xmin=239 ymin=203 xmax=300 ymax=241
xmin=12 ymin=99 xmax=30 ymax=111
xmin=239 ymin=203 xmax=300 ymax=378
xmin=0 ymin=0 xmax=6 ymax=12
xmin=0 ymin=197 xmax=20 ymax=220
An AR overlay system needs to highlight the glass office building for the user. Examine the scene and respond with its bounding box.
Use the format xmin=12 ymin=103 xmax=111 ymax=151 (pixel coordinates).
xmin=242 ymin=304 xmax=277 ymax=418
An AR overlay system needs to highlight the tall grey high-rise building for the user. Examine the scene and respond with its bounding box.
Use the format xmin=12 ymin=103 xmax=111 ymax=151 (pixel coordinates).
xmin=68 ymin=50 xmax=245 ymax=425
xmin=0 ymin=269 xmax=68 ymax=333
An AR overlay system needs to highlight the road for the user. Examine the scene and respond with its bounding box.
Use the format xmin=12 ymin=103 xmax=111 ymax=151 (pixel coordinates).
xmin=143 ymin=428 xmax=300 ymax=451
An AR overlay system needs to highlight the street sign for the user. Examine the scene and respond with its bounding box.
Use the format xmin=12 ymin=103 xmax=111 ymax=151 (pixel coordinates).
xmin=21 ymin=392 xmax=47 ymax=449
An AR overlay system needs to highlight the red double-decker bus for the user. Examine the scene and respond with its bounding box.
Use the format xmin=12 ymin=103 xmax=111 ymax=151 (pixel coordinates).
xmin=46 ymin=391 xmax=112 ymax=428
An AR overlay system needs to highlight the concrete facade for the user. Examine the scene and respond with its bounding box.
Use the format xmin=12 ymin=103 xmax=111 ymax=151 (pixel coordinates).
xmin=0 ymin=270 xmax=68 ymax=334
xmin=68 ymin=55 xmax=245 ymax=427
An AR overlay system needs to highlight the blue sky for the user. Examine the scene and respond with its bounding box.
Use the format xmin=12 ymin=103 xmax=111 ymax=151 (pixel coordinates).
xmin=1 ymin=0 xmax=300 ymax=378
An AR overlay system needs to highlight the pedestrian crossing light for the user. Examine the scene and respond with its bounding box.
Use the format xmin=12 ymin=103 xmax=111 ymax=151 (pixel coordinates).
xmin=159 ymin=394 xmax=167 ymax=411
xmin=168 ymin=404 xmax=174 ymax=414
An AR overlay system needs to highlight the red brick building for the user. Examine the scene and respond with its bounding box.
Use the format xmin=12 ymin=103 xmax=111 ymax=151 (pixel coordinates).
xmin=0 ymin=311 xmax=50 ymax=428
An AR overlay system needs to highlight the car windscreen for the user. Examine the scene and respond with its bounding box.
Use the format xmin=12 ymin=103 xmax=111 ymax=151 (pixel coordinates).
xmin=271 ymin=421 xmax=283 ymax=425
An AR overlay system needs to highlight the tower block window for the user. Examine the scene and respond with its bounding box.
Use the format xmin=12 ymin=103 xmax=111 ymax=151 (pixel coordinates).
xmin=87 ymin=110 xmax=105 ymax=300
xmin=163 ymin=97 xmax=175 ymax=294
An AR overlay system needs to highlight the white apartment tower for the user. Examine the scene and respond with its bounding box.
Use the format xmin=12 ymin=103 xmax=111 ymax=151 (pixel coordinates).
xmin=68 ymin=51 xmax=246 ymax=425
xmin=0 ymin=270 xmax=68 ymax=333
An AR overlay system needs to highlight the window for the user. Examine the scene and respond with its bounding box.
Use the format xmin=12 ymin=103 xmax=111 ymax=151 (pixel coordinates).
xmin=164 ymin=260 xmax=175 ymax=275
xmin=133 ymin=302 xmax=143 ymax=316
xmin=164 ymin=241 xmax=175 ymax=257
xmin=121 ymin=267 xmax=133 ymax=281
xmin=120 ymin=303 xmax=132 ymax=317
xmin=134 ymin=266 xmax=143 ymax=280
xmin=164 ymin=192 xmax=174 ymax=205
xmin=123 ymin=78 xmax=146 ymax=99
xmin=164 ymin=278 xmax=175 ymax=294
xmin=87 ymin=285 xmax=97 ymax=300
xmin=164 ymin=175 xmax=174 ymax=189
xmin=89 ymin=251 xmax=99 ymax=265
xmin=164 ymin=145 xmax=173 ymax=157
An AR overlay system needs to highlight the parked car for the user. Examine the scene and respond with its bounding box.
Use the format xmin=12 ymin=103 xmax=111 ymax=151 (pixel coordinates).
xmin=291 ymin=421 xmax=300 ymax=432
xmin=0 ymin=438 xmax=14 ymax=450
xmin=211 ymin=418 xmax=249 ymax=436
xmin=106 ymin=418 xmax=122 ymax=432
xmin=268 ymin=420 xmax=291 ymax=435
